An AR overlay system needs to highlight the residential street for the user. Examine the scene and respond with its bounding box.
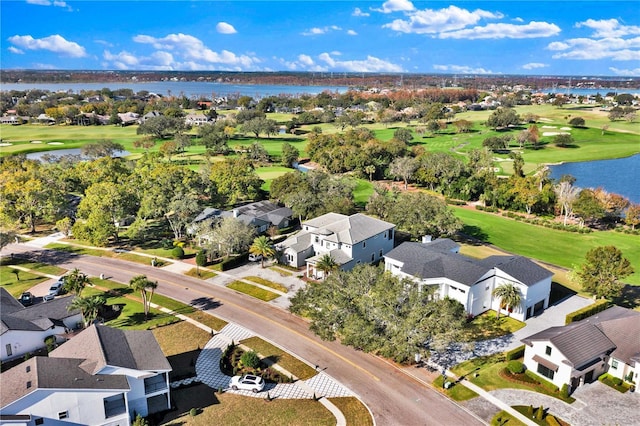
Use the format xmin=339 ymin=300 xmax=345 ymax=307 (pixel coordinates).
xmin=2 ymin=243 xmax=484 ymax=426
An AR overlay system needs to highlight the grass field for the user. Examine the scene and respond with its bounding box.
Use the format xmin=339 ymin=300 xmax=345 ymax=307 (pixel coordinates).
xmin=0 ymin=266 xmax=49 ymax=296
xmin=453 ymin=207 xmax=640 ymax=286
xmin=240 ymin=336 xmax=317 ymax=380
xmin=226 ymin=280 xmax=281 ymax=301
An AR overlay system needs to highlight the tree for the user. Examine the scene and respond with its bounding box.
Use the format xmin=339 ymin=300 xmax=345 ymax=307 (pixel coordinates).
xmin=201 ymin=217 xmax=256 ymax=258
xmin=364 ymin=164 xmax=376 ymax=181
xmin=195 ymin=250 xmax=207 ymax=275
xmin=81 ymin=140 xmax=125 ymax=159
xmin=575 ymin=246 xmax=633 ymax=299
xmin=164 ymin=193 xmax=200 ymax=240
xmin=0 ymin=229 xmax=17 ymax=250
xmin=389 ymin=157 xmax=418 ymax=190
xmin=137 ymin=115 xmax=185 ymax=139
xmin=573 ymin=189 xmax=605 ymax=227
xmin=314 ymin=254 xmax=339 ymax=278
xmin=129 ymin=275 xmax=158 ymax=319
xmin=70 ymin=295 xmax=106 ymax=327
xmin=207 ymin=158 xmax=264 ymax=205
xmin=492 ymin=283 xmax=522 ymax=318
xmin=509 ymin=151 xmax=525 ymax=177
xmin=249 ymin=235 xmax=275 ymax=268
xmin=63 ymin=268 xmax=91 ymax=297
xmin=625 ymin=204 xmax=640 ymax=230
xmin=281 ymin=142 xmax=299 ymax=168
xmin=568 ymin=117 xmax=585 ymax=127
xmin=553 ymin=133 xmax=574 ymax=147
xmin=393 ymin=128 xmax=413 ymax=144
xmin=487 ymin=108 xmax=520 ymax=130
xmin=554 ymin=181 xmax=580 ymax=226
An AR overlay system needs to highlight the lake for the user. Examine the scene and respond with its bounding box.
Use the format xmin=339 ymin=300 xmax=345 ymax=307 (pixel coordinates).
xmin=26 ymin=148 xmax=130 ymax=161
xmin=0 ymin=81 xmax=349 ymax=99
xmin=549 ymin=153 xmax=640 ymax=203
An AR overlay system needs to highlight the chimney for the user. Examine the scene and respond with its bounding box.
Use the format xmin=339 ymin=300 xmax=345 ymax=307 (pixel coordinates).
xmin=421 ymin=235 xmax=432 ymax=244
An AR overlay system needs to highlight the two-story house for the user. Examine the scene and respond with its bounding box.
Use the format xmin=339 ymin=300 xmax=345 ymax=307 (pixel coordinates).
xmin=0 ymin=324 xmax=172 ymax=425
xmin=279 ymin=212 xmax=395 ymax=278
xmin=383 ymin=238 xmax=553 ymax=321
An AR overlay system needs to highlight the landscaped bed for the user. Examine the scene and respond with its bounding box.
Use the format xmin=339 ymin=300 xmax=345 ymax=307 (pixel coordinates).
xmin=461 ymin=310 xmax=525 ymax=341
xmin=227 ymin=280 xmax=280 ymax=301
xmin=243 ymin=276 xmax=288 ymax=293
xmin=240 ymin=336 xmax=317 ymax=380
xmin=491 ymin=405 xmax=570 ymax=426
xmin=220 ymin=342 xmax=293 ymax=384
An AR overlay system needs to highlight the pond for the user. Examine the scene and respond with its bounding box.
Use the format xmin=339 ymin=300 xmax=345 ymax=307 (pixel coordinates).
xmin=26 ymin=148 xmax=130 ymax=161
xmin=548 ymin=153 xmax=640 ymax=203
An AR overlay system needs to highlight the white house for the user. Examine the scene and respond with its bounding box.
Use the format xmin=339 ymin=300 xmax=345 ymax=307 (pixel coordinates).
xmin=1 ymin=288 xmax=82 ymax=362
xmin=383 ymin=238 xmax=553 ymax=321
xmin=522 ymin=306 xmax=640 ymax=393
xmin=279 ymin=212 xmax=395 ymax=278
xmin=184 ymin=113 xmax=209 ymax=126
xmin=0 ymin=324 xmax=172 ymax=425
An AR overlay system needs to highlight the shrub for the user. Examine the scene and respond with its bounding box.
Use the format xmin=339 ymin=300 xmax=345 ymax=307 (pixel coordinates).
xmin=507 ymin=360 xmax=525 ymax=374
xmin=189 ymin=408 xmax=197 ymax=417
xmin=565 ymin=299 xmax=611 ymax=324
xmin=536 ymin=406 xmax=544 ymax=421
xmin=506 ymin=345 xmax=525 ymax=361
xmin=171 ymin=246 xmax=185 ymax=259
xmin=560 ymin=383 xmax=569 ymax=398
xmin=612 ymin=377 xmax=623 ymax=386
xmin=240 ymin=350 xmax=261 ymax=369
xmin=219 ymin=254 xmax=249 ymax=271
xmin=546 ymin=415 xmax=561 ymax=426
xmin=44 ymin=336 xmax=57 ymax=353
xmin=527 ymin=405 xmax=534 ymax=417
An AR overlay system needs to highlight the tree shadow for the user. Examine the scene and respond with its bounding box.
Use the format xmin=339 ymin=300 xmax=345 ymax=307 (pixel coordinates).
xmin=190 ymin=297 xmax=221 ymax=311
xmin=155 ymin=383 xmax=219 ymax=425
xmin=459 ymin=225 xmax=489 ymax=243
xmin=263 ymin=355 xmax=281 ymax=366
xmin=613 ymin=285 xmax=640 ymax=310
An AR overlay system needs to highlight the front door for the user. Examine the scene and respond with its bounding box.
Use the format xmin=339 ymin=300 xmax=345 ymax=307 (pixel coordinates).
xmin=584 ymin=370 xmax=594 ymax=383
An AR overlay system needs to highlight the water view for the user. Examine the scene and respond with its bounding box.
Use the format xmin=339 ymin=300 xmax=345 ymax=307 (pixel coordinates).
xmin=549 ymin=153 xmax=640 ymax=203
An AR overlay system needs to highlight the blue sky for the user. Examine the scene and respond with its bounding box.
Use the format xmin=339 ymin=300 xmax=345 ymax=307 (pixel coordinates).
xmin=2 ymin=0 xmax=639 ymax=76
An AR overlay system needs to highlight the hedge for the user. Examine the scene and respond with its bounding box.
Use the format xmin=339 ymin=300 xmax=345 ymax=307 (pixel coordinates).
xmin=506 ymin=345 xmax=526 ymax=361
xmin=215 ymin=254 xmax=249 ymax=271
xmin=507 ymin=360 xmax=525 ymax=374
xmin=525 ymin=370 xmax=559 ymax=392
xmin=546 ymin=414 xmax=561 ymax=426
xmin=565 ymin=299 xmax=611 ymax=324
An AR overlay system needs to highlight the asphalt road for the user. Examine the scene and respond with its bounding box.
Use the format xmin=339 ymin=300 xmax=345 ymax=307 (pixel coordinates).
xmin=4 ymin=244 xmax=484 ymax=426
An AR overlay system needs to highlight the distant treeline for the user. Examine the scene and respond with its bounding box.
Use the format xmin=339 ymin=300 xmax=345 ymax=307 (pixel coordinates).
xmin=2 ymin=70 xmax=639 ymax=92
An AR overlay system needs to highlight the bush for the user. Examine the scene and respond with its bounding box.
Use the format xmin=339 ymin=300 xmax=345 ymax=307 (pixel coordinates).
xmin=189 ymin=408 xmax=197 ymax=417
xmin=536 ymin=406 xmax=544 ymax=421
xmin=507 ymin=360 xmax=525 ymax=374
xmin=171 ymin=246 xmax=185 ymax=259
xmin=218 ymin=254 xmax=249 ymax=271
xmin=560 ymin=383 xmax=569 ymax=398
xmin=506 ymin=345 xmax=525 ymax=361
xmin=565 ymin=299 xmax=610 ymax=324
xmin=613 ymin=377 xmax=623 ymax=386
xmin=546 ymin=415 xmax=561 ymax=426
xmin=240 ymin=350 xmax=261 ymax=369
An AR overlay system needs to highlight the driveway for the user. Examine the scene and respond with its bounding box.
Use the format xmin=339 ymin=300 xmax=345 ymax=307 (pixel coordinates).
xmin=429 ymin=294 xmax=594 ymax=368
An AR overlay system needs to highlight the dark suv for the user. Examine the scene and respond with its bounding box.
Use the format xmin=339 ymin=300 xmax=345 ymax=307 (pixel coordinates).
xmin=19 ymin=292 xmax=34 ymax=306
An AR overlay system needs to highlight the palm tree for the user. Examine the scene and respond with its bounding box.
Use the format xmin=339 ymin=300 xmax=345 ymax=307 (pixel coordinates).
xmin=129 ymin=275 xmax=158 ymax=319
xmin=62 ymin=268 xmax=91 ymax=297
xmin=364 ymin=165 xmax=376 ymax=182
xmin=492 ymin=282 xmax=522 ymax=318
xmin=249 ymin=235 xmax=275 ymax=268
xmin=315 ymin=254 xmax=339 ymax=279
xmin=69 ymin=295 xmax=106 ymax=327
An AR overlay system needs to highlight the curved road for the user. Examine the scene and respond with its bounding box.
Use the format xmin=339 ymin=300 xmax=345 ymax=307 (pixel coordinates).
xmin=5 ymin=244 xmax=484 ymax=426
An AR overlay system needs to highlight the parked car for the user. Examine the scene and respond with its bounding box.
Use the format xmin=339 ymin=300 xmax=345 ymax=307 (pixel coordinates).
xmin=248 ymin=253 xmax=263 ymax=262
xmin=228 ymin=374 xmax=265 ymax=393
xmin=43 ymin=279 xmax=64 ymax=301
xmin=19 ymin=292 xmax=34 ymax=306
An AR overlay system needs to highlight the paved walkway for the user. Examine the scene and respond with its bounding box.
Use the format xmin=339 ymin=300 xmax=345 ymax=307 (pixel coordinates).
xmin=195 ymin=323 xmax=350 ymax=425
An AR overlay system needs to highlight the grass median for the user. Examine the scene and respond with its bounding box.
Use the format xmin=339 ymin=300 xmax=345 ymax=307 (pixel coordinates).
xmin=227 ymin=280 xmax=280 ymax=301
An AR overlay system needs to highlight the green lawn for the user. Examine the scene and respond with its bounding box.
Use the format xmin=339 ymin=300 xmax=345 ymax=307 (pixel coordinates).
xmin=226 ymin=281 xmax=280 ymax=301
xmin=0 ymin=257 xmax=67 ymax=277
xmin=461 ymin=310 xmax=525 ymax=342
xmin=453 ymin=207 xmax=640 ymax=285
xmin=0 ymin=266 xmax=49 ymax=296
xmin=240 ymin=336 xmax=317 ymax=380
xmin=243 ymin=276 xmax=288 ymax=293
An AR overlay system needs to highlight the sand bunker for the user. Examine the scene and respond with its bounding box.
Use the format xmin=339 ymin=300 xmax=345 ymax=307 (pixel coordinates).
xmin=560 ymin=127 xmax=572 ymax=131
xmin=30 ymin=140 xmax=43 ymax=144
xmin=542 ymin=125 xmax=557 ymax=129
xmin=543 ymin=132 xmax=571 ymax=136
xmin=0 ymin=143 xmax=13 ymax=147
xmin=47 ymin=142 xmax=63 ymax=145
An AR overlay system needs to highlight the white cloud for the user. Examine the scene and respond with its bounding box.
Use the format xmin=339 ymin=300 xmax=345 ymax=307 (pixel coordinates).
xmin=298 ymin=54 xmax=315 ymax=66
xmin=347 ymin=30 xmax=358 ymax=36
xmin=439 ymin=21 xmax=561 ymax=39
xmin=352 ymin=7 xmax=370 ymax=17
xmin=302 ymin=25 xmax=342 ymax=36
xmin=547 ymin=36 xmax=640 ymax=61
xmin=216 ymin=22 xmax=237 ymax=34
xmin=94 ymin=39 xmax=114 ymax=47
xmin=131 ymin=33 xmax=257 ymax=68
xmin=433 ymin=64 xmax=497 ymax=74
xmin=26 ymin=0 xmax=72 ymax=11
xmin=33 ymin=63 xmax=58 ymax=69
xmin=318 ymin=52 xmax=403 ymax=72
xmin=522 ymin=62 xmax=547 ymax=70
xmin=8 ymin=34 xmax=86 ymax=57
xmin=103 ymin=50 xmax=140 ymax=69
xmin=576 ymin=19 xmax=640 ymax=38
xmin=609 ymin=67 xmax=640 ymax=76
xmin=376 ymin=0 xmax=415 ymax=14
xmin=383 ymin=5 xmax=502 ymax=34
xmin=8 ymin=46 xmax=24 ymax=54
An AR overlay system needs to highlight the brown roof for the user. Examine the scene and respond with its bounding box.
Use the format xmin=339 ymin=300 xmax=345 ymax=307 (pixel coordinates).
xmin=50 ymin=324 xmax=171 ymax=373
xmin=596 ymin=316 xmax=640 ymax=365
xmin=1 ymin=357 xmax=129 ymax=408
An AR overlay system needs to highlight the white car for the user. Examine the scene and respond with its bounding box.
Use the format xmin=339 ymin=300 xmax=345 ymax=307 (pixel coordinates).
xmin=43 ymin=279 xmax=64 ymax=301
xmin=248 ymin=253 xmax=263 ymax=262
xmin=228 ymin=374 xmax=265 ymax=393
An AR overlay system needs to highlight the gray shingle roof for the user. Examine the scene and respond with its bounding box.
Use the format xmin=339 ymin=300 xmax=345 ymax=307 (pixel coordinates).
xmin=479 ymin=256 xmax=553 ymax=286
xmin=50 ymin=324 xmax=171 ymax=373
xmin=596 ymin=315 xmax=640 ymax=365
xmin=1 ymin=293 xmax=80 ymax=335
xmin=1 ymin=357 xmax=129 ymax=408
xmin=0 ymin=288 xmax=25 ymax=314
xmin=307 ymin=213 xmax=394 ymax=245
xmin=385 ymin=241 xmax=488 ymax=285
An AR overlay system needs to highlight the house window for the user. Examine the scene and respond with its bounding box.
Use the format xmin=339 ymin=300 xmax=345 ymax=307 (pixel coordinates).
xmin=379 ymin=250 xmax=383 ymax=258
xmin=314 ymin=236 xmax=319 ymax=243
xmin=5 ymin=344 xmax=11 ymax=357
xmin=363 ymin=241 xmax=366 ymax=248
xmin=35 ymin=419 xmax=44 ymax=425
xmin=26 ymin=366 xmax=30 ymax=373
xmin=58 ymin=411 xmax=68 ymax=420
xmin=537 ymin=363 xmax=555 ymax=380
xmin=485 ymin=285 xmax=490 ymax=291
xmin=104 ymin=393 xmax=127 ymax=418
xmin=371 ymin=253 xmax=375 ymax=261
xmin=27 ymin=381 xmax=31 ymax=388
xmin=611 ymin=360 xmax=618 ymax=369
xmin=384 ymin=232 xmax=387 ymax=238
xmin=545 ymin=346 xmax=552 ymax=356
